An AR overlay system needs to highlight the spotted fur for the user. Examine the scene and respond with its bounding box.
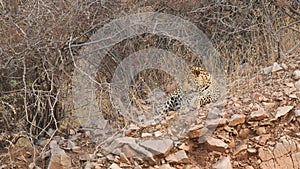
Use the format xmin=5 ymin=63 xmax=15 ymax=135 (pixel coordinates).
xmin=155 ymin=66 xmax=220 ymax=119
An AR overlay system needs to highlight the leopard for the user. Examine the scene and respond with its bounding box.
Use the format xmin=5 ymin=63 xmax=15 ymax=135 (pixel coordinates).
xmin=153 ymin=66 xmax=220 ymax=121
xmin=97 ymin=66 xmax=221 ymax=127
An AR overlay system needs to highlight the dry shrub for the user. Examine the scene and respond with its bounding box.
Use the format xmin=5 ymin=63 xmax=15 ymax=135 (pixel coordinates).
xmin=0 ymin=0 xmax=299 ymax=140
xmin=0 ymin=0 xmax=113 ymax=138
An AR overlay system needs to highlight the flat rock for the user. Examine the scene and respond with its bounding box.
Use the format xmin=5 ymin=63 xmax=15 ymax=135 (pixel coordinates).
xmin=260 ymin=156 xmax=297 ymax=169
xmin=165 ymin=150 xmax=189 ymax=164
xmin=262 ymin=102 xmax=276 ymax=109
xmin=275 ymin=155 xmax=294 ymax=169
xmin=140 ymin=139 xmax=173 ymax=156
xmin=273 ymin=142 xmax=290 ymax=158
xmin=206 ymin=118 xmax=228 ymax=128
xmin=212 ymin=156 xmax=232 ymax=169
xmin=258 ymin=148 xmax=273 ymax=162
xmin=262 ymin=66 xmax=272 ymax=74
xmin=272 ymin=62 xmax=283 ymax=72
xmin=275 ymin=106 xmax=293 ymax=119
xmin=206 ymin=137 xmax=228 ymax=152
xmin=249 ymin=107 xmax=269 ymax=121
xmin=260 ymin=155 xmax=294 ymax=169
xmin=108 ymin=163 xmax=121 ymax=169
xmin=103 ymin=137 xmax=137 ymax=154
xmin=292 ymin=152 xmax=300 ymax=168
xmin=187 ymin=125 xmax=208 ymax=139
xmin=259 ymin=138 xmax=300 ymax=169
xmin=228 ymin=114 xmax=246 ymax=126
xmin=274 ymin=137 xmax=297 ymax=157
xmin=48 ymin=140 xmax=72 ymax=169
xmin=104 ymin=137 xmax=155 ymax=163
xmin=284 ymin=138 xmax=297 ymax=153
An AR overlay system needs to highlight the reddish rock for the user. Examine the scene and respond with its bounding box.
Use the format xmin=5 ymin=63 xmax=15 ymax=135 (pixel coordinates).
xmin=233 ymin=144 xmax=247 ymax=156
xmin=206 ymin=137 xmax=228 ymax=152
xmin=239 ymin=128 xmax=252 ymax=139
xmin=165 ymin=150 xmax=189 ymax=164
xmin=292 ymin=152 xmax=300 ymax=169
xmin=251 ymin=134 xmax=271 ymax=145
xmin=275 ymin=106 xmax=294 ymax=119
xmin=140 ymin=139 xmax=173 ymax=156
xmin=228 ymin=114 xmax=246 ymax=127
xmin=187 ymin=125 xmax=208 ymax=139
xmin=206 ymin=118 xmax=228 ymax=128
xmin=260 ymin=159 xmax=276 ymax=169
xmin=212 ymin=156 xmax=232 ymax=169
xmin=256 ymin=127 xmax=266 ymax=135
xmin=275 ymin=155 xmax=294 ymax=169
xmin=273 ymin=142 xmax=290 ymax=158
xmin=249 ymin=107 xmax=269 ymax=121
xmin=258 ymin=148 xmax=273 ymax=162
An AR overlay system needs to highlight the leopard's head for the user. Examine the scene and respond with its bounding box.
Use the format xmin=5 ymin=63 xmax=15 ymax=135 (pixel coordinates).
xmin=191 ymin=66 xmax=212 ymax=91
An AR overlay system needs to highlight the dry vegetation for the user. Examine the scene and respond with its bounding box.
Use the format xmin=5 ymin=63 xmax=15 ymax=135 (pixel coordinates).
xmin=0 ymin=0 xmax=300 ymax=168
